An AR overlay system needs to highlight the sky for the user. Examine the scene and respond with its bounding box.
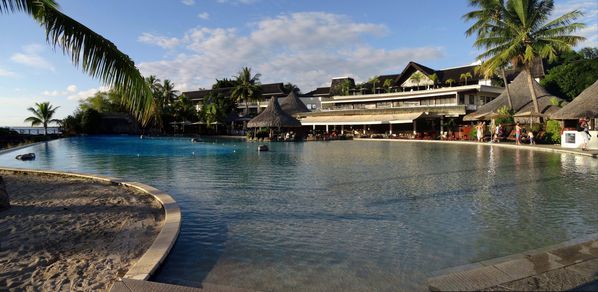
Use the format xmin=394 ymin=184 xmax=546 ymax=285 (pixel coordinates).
xmin=1 ymin=0 xmax=596 ymax=126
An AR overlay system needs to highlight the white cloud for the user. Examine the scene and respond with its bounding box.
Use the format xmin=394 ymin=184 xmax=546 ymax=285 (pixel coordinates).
xmin=553 ymin=0 xmax=598 ymax=48
xmin=139 ymin=12 xmax=443 ymax=92
xmin=181 ymin=0 xmax=195 ymax=5
xmin=138 ymin=32 xmax=181 ymax=49
xmin=10 ymin=44 xmax=55 ymax=71
xmin=66 ymin=84 xmax=78 ymax=93
xmin=197 ymin=12 xmax=210 ymax=20
xmin=41 ymin=84 xmax=103 ymax=101
xmin=0 ymin=67 xmax=17 ymax=77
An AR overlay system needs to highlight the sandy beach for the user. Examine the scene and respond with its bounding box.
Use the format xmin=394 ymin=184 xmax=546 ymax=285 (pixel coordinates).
xmin=0 ymin=171 xmax=164 ymax=291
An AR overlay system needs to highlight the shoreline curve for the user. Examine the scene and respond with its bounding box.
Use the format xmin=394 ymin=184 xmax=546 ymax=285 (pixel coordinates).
xmin=0 ymin=167 xmax=181 ymax=282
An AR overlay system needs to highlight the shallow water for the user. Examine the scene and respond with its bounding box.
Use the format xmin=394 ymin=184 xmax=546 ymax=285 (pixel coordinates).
xmin=2 ymin=136 xmax=597 ymax=291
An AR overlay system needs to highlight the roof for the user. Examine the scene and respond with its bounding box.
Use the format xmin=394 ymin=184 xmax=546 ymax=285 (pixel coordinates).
xmin=183 ymin=83 xmax=285 ymax=102
xmin=247 ymin=96 xmax=302 ymax=128
xmin=463 ymin=71 xmax=564 ymax=121
xmin=305 ymin=87 xmax=331 ymax=97
xmin=551 ymin=79 xmax=598 ymax=119
xmin=394 ymin=62 xmax=481 ymax=87
xmin=279 ymin=91 xmax=310 ymax=115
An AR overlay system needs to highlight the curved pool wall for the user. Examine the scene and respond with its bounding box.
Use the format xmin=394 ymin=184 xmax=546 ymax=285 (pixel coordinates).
xmin=1 ymin=136 xmax=597 ymax=291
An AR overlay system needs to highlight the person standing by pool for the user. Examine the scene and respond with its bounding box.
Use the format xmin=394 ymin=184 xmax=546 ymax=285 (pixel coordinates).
xmin=528 ymin=130 xmax=535 ymax=145
xmin=493 ymin=123 xmax=502 ymax=143
xmin=580 ymin=117 xmax=591 ymax=150
xmin=476 ymin=122 xmax=484 ymax=142
xmin=515 ymin=123 xmax=522 ymax=145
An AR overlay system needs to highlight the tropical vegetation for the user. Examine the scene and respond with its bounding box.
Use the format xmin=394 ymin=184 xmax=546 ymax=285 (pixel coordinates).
xmin=464 ymin=0 xmax=585 ymax=113
xmin=24 ymin=102 xmax=61 ymax=135
xmin=231 ymin=67 xmax=262 ymax=115
xmin=1 ymin=0 xmax=155 ymax=124
xmin=541 ymin=47 xmax=598 ymax=101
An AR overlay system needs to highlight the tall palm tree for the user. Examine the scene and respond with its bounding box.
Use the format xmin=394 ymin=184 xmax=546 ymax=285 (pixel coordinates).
xmin=231 ymin=67 xmax=262 ymax=115
xmin=24 ymin=102 xmax=61 ymax=135
xmin=160 ymin=79 xmax=179 ymax=110
xmin=2 ymin=0 xmax=155 ymax=124
xmin=368 ymin=76 xmax=380 ymax=94
xmin=460 ymin=72 xmax=473 ymax=85
xmin=464 ymin=0 xmax=585 ymax=113
xmin=429 ymin=73 xmax=438 ymax=89
xmin=383 ymin=79 xmax=393 ymax=93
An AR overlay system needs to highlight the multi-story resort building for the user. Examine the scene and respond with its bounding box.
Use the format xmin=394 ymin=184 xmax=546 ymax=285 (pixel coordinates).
xmin=297 ymin=62 xmax=506 ymax=138
xmin=183 ymin=61 xmax=547 ymax=138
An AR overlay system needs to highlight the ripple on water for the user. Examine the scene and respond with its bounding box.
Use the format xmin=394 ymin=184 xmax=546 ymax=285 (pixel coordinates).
xmin=1 ymin=137 xmax=597 ymax=291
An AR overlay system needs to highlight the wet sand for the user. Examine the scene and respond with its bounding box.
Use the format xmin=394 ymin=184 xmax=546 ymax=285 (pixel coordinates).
xmin=0 ymin=171 xmax=164 ymax=291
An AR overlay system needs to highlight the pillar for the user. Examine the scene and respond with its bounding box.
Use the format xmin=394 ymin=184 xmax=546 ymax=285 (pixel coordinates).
xmin=440 ymin=116 xmax=444 ymax=134
xmin=325 ymin=124 xmax=329 ymax=133
xmin=341 ymin=125 xmax=344 ymax=134
xmin=389 ymin=123 xmax=393 ymax=135
xmin=363 ymin=124 xmax=366 ymax=134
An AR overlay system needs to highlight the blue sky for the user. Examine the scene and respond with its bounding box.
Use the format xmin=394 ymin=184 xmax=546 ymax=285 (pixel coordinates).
xmin=1 ymin=0 xmax=596 ymax=126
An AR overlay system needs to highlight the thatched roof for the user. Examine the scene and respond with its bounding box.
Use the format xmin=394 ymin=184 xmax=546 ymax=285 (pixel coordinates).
xmin=551 ymin=79 xmax=598 ymax=119
xmin=247 ymin=96 xmax=302 ymax=128
xmin=463 ymin=71 xmax=563 ymax=121
xmin=279 ymin=91 xmax=310 ymax=115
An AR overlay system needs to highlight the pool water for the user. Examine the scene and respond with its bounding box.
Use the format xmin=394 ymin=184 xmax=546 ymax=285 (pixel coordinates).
xmin=1 ymin=136 xmax=597 ymax=291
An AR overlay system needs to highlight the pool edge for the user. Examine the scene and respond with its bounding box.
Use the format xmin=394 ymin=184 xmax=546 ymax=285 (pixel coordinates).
xmin=0 ymin=167 xmax=181 ymax=283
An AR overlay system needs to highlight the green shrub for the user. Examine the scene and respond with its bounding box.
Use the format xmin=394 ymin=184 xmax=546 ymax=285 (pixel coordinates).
xmin=545 ymin=120 xmax=562 ymax=144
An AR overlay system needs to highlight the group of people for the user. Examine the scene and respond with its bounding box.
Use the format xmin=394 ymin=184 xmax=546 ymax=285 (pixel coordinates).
xmin=475 ymin=121 xmax=535 ymax=145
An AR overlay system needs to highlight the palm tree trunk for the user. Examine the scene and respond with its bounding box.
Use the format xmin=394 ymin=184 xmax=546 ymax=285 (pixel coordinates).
xmin=501 ymin=69 xmax=513 ymax=110
xmin=44 ymin=122 xmax=48 ymax=135
xmin=525 ymin=68 xmax=540 ymax=113
xmin=244 ymin=100 xmax=249 ymax=116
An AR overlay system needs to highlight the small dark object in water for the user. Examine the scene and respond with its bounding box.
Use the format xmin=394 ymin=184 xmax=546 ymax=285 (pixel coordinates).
xmin=191 ymin=138 xmax=200 ymax=143
xmin=15 ymin=153 xmax=36 ymax=161
xmin=257 ymin=145 xmax=269 ymax=152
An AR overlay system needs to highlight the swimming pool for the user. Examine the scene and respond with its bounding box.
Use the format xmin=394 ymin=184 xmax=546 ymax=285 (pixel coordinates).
xmin=1 ymin=136 xmax=597 ymax=291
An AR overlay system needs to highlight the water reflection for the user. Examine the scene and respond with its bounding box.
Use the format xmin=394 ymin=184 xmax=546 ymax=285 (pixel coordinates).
xmin=1 ymin=137 xmax=597 ymax=291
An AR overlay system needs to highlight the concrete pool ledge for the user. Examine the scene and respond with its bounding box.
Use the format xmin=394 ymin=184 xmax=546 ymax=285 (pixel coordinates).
xmin=355 ymin=138 xmax=598 ymax=158
xmin=427 ymin=233 xmax=598 ymax=291
xmin=0 ymin=167 xmax=181 ymax=287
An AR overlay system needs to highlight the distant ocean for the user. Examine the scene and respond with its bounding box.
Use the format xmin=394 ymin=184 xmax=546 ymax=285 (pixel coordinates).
xmin=5 ymin=127 xmax=62 ymax=135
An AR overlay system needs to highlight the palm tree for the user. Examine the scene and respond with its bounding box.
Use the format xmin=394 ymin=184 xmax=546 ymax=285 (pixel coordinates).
xmin=24 ymin=102 xmax=61 ymax=135
xmin=368 ymin=75 xmax=380 ymax=94
xmin=429 ymin=73 xmax=438 ymax=89
xmin=160 ymin=79 xmax=179 ymax=110
xmin=409 ymin=71 xmax=424 ymax=89
xmin=2 ymin=0 xmax=155 ymax=124
xmin=383 ymin=79 xmax=393 ymax=93
xmin=464 ymin=0 xmax=585 ymax=113
xmin=460 ymin=72 xmax=472 ymax=85
xmin=231 ymin=67 xmax=262 ymax=115
xmin=445 ymin=78 xmax=456 ymax=87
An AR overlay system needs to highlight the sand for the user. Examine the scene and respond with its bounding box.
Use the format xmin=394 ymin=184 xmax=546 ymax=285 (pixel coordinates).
xmin=0 ymin=171 xmax=164 ymax=291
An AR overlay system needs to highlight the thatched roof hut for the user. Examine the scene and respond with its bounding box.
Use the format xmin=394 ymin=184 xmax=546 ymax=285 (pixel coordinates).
xmin=279 ymin=91 xmax=310 ymax=115
xmin=550 ymin=79 xmax=598 ymax=119
xmin=463 ymin=71 xmax=563 ymax=121
xmin=247 ymin=97 xmax=302 ymax=128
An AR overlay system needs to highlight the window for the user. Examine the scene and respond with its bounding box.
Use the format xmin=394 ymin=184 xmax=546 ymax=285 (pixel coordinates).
xmin=459 ymin=95 xmax=465 ymax=104
xmin=469 ymin=95 xmax=475 ymax=104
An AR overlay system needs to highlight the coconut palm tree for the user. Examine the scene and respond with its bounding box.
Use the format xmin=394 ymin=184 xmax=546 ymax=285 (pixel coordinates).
xmin=460 ymin=72 xmax=473 ymax=85
xmin=231 ymin=67 xmax=262 ymax=115
xmin=2 ymin=0 xmax=154 ymax=124
xmin=383 ymin=79 xmax=393 ymax=93
xmin=409 ymin=72 xmax=424 ymax=89
xmin=368 ymin=75 xmax=380 ymax=94
xmin=445 ymin=78 xmax=456 ymax=87
xmin=429 ymin=73 xmax=438 ymax=89
xmin=24 ymin=102 xmax=61 ymax=135
xmin=464 ymin=0 xmax=585 ymax=113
